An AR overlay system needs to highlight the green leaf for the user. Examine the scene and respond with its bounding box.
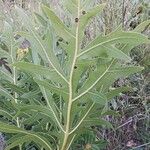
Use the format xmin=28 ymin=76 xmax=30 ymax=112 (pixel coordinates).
xmin=5 ymin=135 xmax=32 ymax=150
xmin=82 ymin=0 xmax=94 ymax=8
xmin=22 ymin=113 xmax=43 ymax=125
xmin=64 ymin=0 xmax=78 ymax=15
xmin=3 ymin=21 xmax=13 ymax=36
xmin=0 ymin=85 xmax=15 ymax=101
xmin=83 ymin=118 xmax=113 ymax=129
xmin=0 ymin=49 xmax=11 ymax=58
xmin=78 ymin=30 xmax=150 ymax=59
xmin=122 ymin=20 xmax=150 ymax=54
xmin=13 ymin=62 xmax=66 ymax=84
xmin=16 ymin=104 xmax=55 ymax=121
xmin=134 ymin=20 xmax=150 ymax=32
xmin=0 ymin=109 xmax=13 ymax=120
xmin=4 ymin=81 xmax=26 ymax=94
xmin=73 ymin=64 xmax=143 ymax=101
xmin=97 ymin=65 xmax=144 ymax=92
xmin=42 ymin=5 xmax=75 ymax=41
xmin=15 ymin=7 xmax=68 ymax=84
xmin=0 ymin=122 xmax=24 ymax=133
xmin=0 ymin=122 xmax=53 ymax=149
xmin=20 ymin=89 xmax=40 ymax=100
xmin=89 ymin=91 xmax=107 ymax=105
xmin=34 ymin=78 xmax=69 ymax=99
xmin=108 ymin=66 xmax=144 ymax=75
xmin=34 ymin=12 xmax=47 ymax=27
xmin=103 ymin=45 xmax=131 ymax=61
xmin=72 ymin=62 xmax=112 ymax=101
xmin=106 ymin=86 xmax=132 ymax=100
xmin=0 ymin=69 xmax=13 ymax=82
xmin=79 ymin=3 xmax=106 ymax=41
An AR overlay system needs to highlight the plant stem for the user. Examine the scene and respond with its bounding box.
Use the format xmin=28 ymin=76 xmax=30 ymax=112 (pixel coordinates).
xmin=13 ymin=68 xmax=22 ymax=150
xmin=11 ymin=39 xmax=22 ymax=149
xmin=60 ymin=0 xmax=80 ymax=149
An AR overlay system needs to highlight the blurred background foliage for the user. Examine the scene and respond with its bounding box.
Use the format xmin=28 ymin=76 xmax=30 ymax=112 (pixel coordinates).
xmin=0 ymin=0 xmax=149 ymax=150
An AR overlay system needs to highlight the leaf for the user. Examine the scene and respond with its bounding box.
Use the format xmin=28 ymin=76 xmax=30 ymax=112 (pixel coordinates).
xmin=64 ymin=0 xmax=78 ymax=15
xmin=72 ymin=62 xmax=112 ymax=101
xmin=89 ymin=91 xmax=107 ymax=105
xmin=0 ymin=85 xmax=15 ymax=101
xmin=122 ymin=20 xmax=150 ymax=54
xmin=70 ymin=100 xmax=94 ymax=130
xmin=37 ymin=81 xmax=65 ymax=133
xmin=20 ymin=89 xmax=40 ymax=100
xmin=16 ymin=104 xmax=55 ymax=122
xmin=34 ymin=78 xmax=69 ymax=99
xmin=0 ymin=49 xmax=11 ymax=58
xmin=0 ymin=69 xmax=13 ymax=82
xmin=78 ymin=30 xmax=150 ymax=58
xmin=15 ymin=7 xmax=68 ymax=84
xmin=22 ymin=113 xmax=43 ymax=125
xmin=3 ymin=21 xmax=13 ymax=37
xmin=44 ymin=28 xmax=66 ymax=76
xmin=82 ymin=0 xmax=94 ymax=8
xmin=4 ymin=81 xmax=26 ymax=94
xmin=108 ymin=66 xmax=144 ymax=75
xmin=6 ymin=133 xmax=56 ymax=150
xmin=34 ymin=13 xmax=47 ymax=27
xmin=73 ymin=64 xmax=143 ymax=101
xmin=5 ymin=135 xmax=32 ymax=150
xmin=79 ymin=3 xmax=106 ymax=41
xmin=13 ymin=62 xmax=66 ymax=84
xmin=0 ymin=122 xmax=53 ymax=150
xmin=42 ymin=5 xmax=75 ymax=41
xmin=97 ymin=65 xmax=144 ymax=92
xmin=103 ymin=45 xmax=131 ymax=61
xmin=0 ymin=122 xmax=24 ymax=133
xmin=92 ymin=140 xmax=108 ymax=150
xmin=0 ymin=109 xmax=13 ymax=120
xmin=106 ymin=86 xmax=132 ymax=100
xmin=134 ymin=20 xmax=150 ymax=32
xmin=72 ymin=60 xmax=93 ymax=95
xmin=101 ymin=110 xmax=120 ymax=117
xmin=83 ymin=118 xmax=113 ymax=129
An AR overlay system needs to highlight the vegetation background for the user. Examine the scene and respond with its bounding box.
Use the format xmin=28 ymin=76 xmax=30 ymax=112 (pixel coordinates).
xmin=0 ymin=0 xmax=149 ymax=150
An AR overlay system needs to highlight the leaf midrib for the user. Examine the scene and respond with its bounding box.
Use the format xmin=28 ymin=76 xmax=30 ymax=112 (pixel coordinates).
xmin=72 ymin=60 xmax=114 ymax=101
xmin=77 ymin=36 xmax=146 ymax=57
xmin=29 ymin=26 xmax=69 ymax=84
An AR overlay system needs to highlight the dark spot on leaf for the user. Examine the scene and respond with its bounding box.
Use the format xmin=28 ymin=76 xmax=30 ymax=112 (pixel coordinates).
xmin=129 ymin=21 xmax=137 ymax=29
xmin=58 ymin=37 xmax=63 ymax=42
xmin=75 ymin=18 xmax=79 ymax=23
xmin=74 ymin=66 xmax=77 ymax=69
xmin=82 ymin=11 xmax=86 ymax=15
xmin=56 ymin=41 xmax=59 ymax=46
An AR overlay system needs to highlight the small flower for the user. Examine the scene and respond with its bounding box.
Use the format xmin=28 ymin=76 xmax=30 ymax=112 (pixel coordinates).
xmin=85 ymin=143 xmax=92 ymax=149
